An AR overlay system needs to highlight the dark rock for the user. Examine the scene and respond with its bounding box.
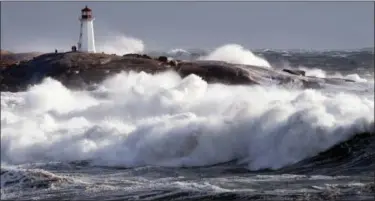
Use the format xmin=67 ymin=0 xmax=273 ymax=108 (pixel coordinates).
xmin=168 ymin=60 xmax=178 ymax=67
xmin=158 ymin=56 xmax=168 ymax=63
xmin=282 ymin=69 xmax=306 ymax=76
xmin=142 ymin=54 xmax=152 ymax=59
xmin=343 ymin=79 xmax=355 ymax=82
xmin=173 ymin=62 xmax=258 ymax=85
xmin=123 ymin=53 xmax=142 ymax=58
xmin=123 ymin=53 xmax=152 ymax=60
xmin=301 ymin=79 xmax=323 ymax=89
xmin=0 ymin=59 xmax=17 ymax=69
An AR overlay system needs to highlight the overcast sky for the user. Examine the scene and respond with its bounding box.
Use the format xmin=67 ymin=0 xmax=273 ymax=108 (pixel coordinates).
xmin=1 ymin=1 xmax=374 ymax=52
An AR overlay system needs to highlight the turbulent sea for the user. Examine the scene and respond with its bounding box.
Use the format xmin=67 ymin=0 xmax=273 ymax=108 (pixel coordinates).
xmin=1 ymin=43 xmax=374 ymax=200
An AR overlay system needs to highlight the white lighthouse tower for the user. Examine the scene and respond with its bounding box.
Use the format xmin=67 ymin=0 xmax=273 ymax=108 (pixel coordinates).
xmin=77 ymin=6 xmax=96 ymax=53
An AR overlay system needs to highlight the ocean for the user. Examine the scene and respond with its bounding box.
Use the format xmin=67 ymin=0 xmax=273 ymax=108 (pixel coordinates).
xmin=1 ymin=43 xmax=374 ymax=200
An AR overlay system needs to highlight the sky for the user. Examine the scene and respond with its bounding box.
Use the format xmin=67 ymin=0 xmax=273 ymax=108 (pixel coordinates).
xmin=1 ymin=1 xmax=374 ymax=52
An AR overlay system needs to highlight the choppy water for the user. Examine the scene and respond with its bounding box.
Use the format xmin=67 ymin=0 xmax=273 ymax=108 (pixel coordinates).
xmin=1 ymin=47 xmax=374 ymax=200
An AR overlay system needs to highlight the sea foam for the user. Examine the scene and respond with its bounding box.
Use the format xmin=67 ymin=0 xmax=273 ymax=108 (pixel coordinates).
xmin=1 ymin=71 xmax=373 ymax=170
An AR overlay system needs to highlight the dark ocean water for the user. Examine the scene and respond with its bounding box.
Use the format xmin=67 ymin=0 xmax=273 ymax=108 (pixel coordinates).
xmin=1 ymin=50 xmax=374 ymax=200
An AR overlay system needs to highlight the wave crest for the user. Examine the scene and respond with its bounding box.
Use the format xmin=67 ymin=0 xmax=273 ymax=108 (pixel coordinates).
xmin=1 ymin=167 xmax=70 ymax=189
xmin=1 ymin=71 xmax=373 ymax=170
xmin=96 ymin=33 xmax=145 ymax=55
xmin=199 ymin=44 xmax=271 ymax=68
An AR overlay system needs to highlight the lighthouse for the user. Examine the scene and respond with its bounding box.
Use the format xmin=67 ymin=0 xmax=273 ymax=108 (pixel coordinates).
xmin=77 ymin=6 xmax=96 ymax=53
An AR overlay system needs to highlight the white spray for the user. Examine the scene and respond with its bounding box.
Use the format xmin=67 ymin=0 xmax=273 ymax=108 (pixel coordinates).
xmin=199 ymin=44 xmax=271 ymax=68
xmin=1 ymin=71 xmax=373 ymax=170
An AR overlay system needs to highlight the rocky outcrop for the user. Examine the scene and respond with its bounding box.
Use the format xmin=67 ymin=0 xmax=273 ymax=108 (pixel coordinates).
xmin=0 ymin=51 xmax=362 ymax=92
xmin=0 ymin=52 xmax=255 ymax=92
xmin=168 ymin=60 xmax=178 ymax=67
xmin=123 ymin=53 xmax=152 ymax=60
xmin=1 ymin=50 xmax=43 ymax=69
xmin=157 ymin=56 xmax=168 ymax=63
xmin=1 ymin=52 xmax=170 ymax=91
xmin=282 ymin=69 xmax=306 ymax=76
xmin=175 ymin=62 xmax=257 ymax=85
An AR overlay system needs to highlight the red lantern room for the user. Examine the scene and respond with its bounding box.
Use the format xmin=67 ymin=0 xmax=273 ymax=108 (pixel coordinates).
xmin=81 ymin=6 xmax=93 ymax=20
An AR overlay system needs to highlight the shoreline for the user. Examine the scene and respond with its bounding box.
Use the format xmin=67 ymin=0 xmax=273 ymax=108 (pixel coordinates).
xmin=0 ymin=50 xmax=368 ymax=92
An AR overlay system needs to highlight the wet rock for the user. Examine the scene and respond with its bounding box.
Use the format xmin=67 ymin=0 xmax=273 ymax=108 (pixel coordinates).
xmin=123 ymin=53 xmax=153 ymax=60
xmin=168 ymin=60 xmax=178 ymax=67
xmin=142 ymin=54 xmax=152 ymax=59
xmin=173 ymin=62 xmax=258 ymax=85
xmin=282 ymin=69 xmax=306 ymax=76
xmin=0 ymin=51 xmax=362 ymax=92
xmin=157 ymin=56 xmax=168 ymax=63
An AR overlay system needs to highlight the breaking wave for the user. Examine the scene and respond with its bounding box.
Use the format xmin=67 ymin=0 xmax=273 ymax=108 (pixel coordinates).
xmin=96 ymin=33 xmax=145 ymax=55
xmin=1 ymin=71 xmax=373 ymax=170
xmin=167 ymin=48 xmax=191 ymax=56
xmin=199 ymin=44 xmax=271 ymax=68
